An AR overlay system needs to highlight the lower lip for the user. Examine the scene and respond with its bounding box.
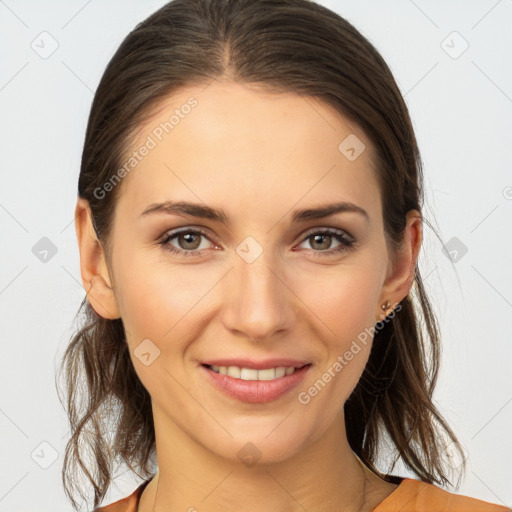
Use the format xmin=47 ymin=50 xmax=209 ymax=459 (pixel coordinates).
xmin=200 ymin=364 xmax=311 ymax=403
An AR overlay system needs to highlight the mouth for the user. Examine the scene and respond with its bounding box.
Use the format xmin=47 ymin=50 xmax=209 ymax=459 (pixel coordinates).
xmin=200 ymin=362 xmax=312 ymax=403
xmin=202 ymin=363 xmax=308 ymax=381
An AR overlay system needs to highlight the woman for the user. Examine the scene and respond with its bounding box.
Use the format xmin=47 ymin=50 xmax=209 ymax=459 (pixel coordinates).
xmin=59 ymin=0 xmax=510 ymax=510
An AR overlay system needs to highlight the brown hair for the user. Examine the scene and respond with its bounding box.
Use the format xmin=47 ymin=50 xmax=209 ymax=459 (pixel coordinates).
xmin=58 ymin=0 xmax=465 ymax=509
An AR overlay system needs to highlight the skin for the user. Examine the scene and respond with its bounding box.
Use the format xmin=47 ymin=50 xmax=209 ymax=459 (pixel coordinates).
xmin=75 ymin=80 xmax=422 ymax=512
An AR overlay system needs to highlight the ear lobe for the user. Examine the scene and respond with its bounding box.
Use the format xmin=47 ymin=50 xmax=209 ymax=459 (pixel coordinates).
xmin=379 ymin=210 xmax=423 ymax=310
xmin=74 ymin=197 xmax=121 ymax=320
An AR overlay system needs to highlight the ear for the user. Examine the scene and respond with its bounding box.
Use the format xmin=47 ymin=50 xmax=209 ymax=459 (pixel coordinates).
xmin=74 ymin=197 xmax=121 ymax=319
xmin=377 ymin=210 xmax=422 ymax=318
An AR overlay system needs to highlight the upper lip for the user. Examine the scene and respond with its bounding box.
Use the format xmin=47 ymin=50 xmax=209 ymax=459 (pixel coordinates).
xmin=201 ymin=358 xmax=311 ymax=370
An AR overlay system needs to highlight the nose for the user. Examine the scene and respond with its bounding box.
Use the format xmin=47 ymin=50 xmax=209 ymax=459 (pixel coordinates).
xmin=220 ymin=247 xmax=296 ymax=342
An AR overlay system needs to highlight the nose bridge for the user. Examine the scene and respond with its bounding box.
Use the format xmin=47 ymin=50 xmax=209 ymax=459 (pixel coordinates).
xmin=222 ymin=239 xmax=293 ymax=339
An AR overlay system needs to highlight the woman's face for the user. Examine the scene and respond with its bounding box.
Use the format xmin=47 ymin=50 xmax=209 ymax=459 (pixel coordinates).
xmin=89 ymin=81 xmax=414 ymax=464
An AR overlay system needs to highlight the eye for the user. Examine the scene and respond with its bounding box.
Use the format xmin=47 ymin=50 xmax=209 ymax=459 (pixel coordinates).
xmin=296 ymin=228 xmax=356 ymax=256
xmin=159 ymin=228 xmax=217 ymax=257
xmin=158 ymin=226 xmax=357 ymax=259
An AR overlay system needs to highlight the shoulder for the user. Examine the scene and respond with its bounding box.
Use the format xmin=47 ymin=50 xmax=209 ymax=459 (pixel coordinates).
xmin=375 ymin=478 xmax=511 ymax=512
xmin=94 ymin=480 xmax=150 ymax=512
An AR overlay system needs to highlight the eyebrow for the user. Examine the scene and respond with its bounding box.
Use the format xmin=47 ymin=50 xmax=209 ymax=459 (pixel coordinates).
xmin=139 ymin=200 xmax=369 ymax=224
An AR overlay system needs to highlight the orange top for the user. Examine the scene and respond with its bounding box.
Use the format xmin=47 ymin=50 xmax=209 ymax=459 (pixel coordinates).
xmin=96 ymin=477 xmax=511 ymax=512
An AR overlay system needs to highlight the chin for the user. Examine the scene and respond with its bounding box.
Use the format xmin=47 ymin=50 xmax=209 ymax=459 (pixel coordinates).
xmin=199 ymin=419 xmax=315 ymax=467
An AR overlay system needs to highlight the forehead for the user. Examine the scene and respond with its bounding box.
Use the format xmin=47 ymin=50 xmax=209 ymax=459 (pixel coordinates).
xmin=115 ymin=81 xmax=381 ymax=225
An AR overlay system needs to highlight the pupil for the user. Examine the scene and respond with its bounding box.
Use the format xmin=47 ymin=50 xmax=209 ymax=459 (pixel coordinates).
xmin=181 ymin=233 xmax=200 ymax=249
xmin=313 ymin=234 xmax=331 ymax=250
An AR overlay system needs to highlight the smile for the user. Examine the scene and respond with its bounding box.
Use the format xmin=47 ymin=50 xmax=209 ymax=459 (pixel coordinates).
xmin=201 ymin=363 xmax=312 ymax=403
xmin=207 ymin=365 xmax=296 ymax=380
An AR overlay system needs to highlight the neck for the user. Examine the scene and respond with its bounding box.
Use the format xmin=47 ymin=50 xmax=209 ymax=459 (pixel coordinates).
xmin=137 ymin=406 xmax=393 ymax=512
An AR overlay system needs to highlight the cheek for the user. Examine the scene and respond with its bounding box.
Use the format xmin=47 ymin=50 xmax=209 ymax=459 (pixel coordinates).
xmin=112 ymin=256 xmax=204 ymax=391
xmin=114 ymin=250 xmax=217 ymax=337
xmin=295 ymin=260 xmax=383 ymax=342
xmin=294 ymin=261 xmax=383 ymax=398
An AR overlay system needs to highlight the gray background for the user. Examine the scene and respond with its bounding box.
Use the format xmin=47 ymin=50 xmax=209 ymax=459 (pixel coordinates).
xmin=0 ymin=0 xmax=511 ymax=510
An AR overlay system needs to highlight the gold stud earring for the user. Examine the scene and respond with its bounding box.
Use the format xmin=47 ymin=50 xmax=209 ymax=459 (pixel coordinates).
xmin=381 ymin=301 xmax=391 ymax=311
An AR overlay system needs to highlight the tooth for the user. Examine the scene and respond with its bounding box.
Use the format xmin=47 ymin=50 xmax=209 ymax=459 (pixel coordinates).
xmin=209 ymin=365 xmax=298 ymax=379
xmin=275 ymin=367 xmax=286 ymax=378
xmin=258 ymin=368 xmax=276 ymax=381
xmin=240 ymin=368 xmax=259 ymax=381
xmin=227 ymin=366 xmax=241 ymax=378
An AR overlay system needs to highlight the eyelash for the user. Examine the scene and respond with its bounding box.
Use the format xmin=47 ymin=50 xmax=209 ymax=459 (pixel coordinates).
xmin=158 ymin=227 xmax=357 ymax=258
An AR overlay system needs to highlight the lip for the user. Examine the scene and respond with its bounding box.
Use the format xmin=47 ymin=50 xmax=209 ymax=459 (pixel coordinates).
xmin=200 ymin=358 xmax=310 ymax=370
xmin=200 ymin=363 xmax=312 ymax=403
